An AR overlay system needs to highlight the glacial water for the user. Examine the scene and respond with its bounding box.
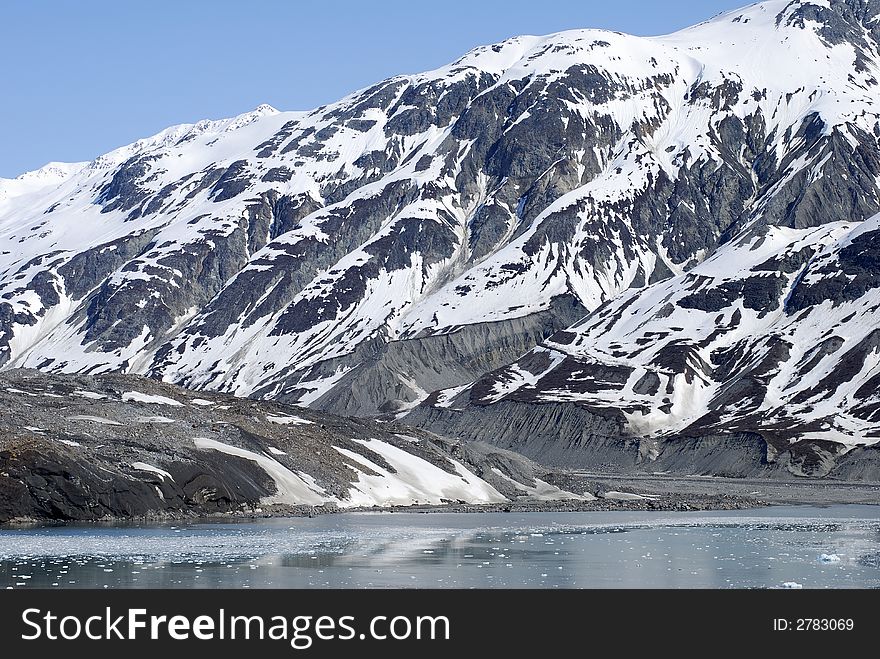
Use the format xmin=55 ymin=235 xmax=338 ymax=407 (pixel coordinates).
xmin=1 ymin=506 xmax=879 ymax=589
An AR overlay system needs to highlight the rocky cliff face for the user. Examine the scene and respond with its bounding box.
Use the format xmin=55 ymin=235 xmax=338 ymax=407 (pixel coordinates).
xmin=2 ymin=0 xmax=880 ymax=477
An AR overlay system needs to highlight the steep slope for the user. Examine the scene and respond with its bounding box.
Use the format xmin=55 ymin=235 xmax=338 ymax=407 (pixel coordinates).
xmin=1 ymin=0 xmax=880 ymax=431
xmin=408 ymin=214 xmax=880 ymax=477
xmin=0 ymin=369 xmax=598 ymax=523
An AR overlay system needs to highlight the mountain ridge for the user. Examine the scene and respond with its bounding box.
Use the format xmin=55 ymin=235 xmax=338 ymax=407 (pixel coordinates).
xmin=2 ymin=0 xmax=880 ymax=477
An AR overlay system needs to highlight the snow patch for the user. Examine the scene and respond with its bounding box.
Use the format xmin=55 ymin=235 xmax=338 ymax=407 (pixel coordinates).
xmin=601 ymin=491 xmax=652 ymax=501
xmin=136 ymin=416 xmax=176 ymax=424
xmin=266 ymin=414 xmax=313 ymax=426
xmin=122 ymin=391 xmax=183 ymax=406
xmin=335 ymin=438 xmax=507 ymax=507
xmin=69 ymin=415 xmax=121 ymax=426
xmin=490 ymin=468 xmax=593 ymax=501
xmin=131 ymin=462 xmax=174 ymax=481
xmin=193 ymin=437 xmax=329 ymax=506
xmin=74 ymin=391 xmax=107 ymax=400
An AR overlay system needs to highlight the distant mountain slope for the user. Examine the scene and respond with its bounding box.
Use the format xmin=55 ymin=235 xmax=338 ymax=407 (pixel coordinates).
xmin=408 ymin=214 xmax=880 ymax=477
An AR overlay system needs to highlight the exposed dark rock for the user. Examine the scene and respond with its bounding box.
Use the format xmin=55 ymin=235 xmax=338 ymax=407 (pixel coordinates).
xmin=0 ymin=370 xmax=567 ymax=524
xmin=96 ymin=155 xmax=161 ymax=214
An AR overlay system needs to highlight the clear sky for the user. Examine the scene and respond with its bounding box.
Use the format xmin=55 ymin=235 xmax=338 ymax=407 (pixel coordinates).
xmin=1 ymin=0 xmax=750 ymax=178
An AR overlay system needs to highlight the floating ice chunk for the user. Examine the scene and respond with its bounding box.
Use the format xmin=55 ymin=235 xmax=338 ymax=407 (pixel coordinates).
xmin=781 ymin=582 xmax=804 ymax=589
xmin=818 ymin=554 xmax=841 ymax=564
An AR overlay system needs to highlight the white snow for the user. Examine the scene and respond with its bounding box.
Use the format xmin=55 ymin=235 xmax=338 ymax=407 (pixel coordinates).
xmin=122 ymin=391 xmax=184 ymax=406
xmin=490 ymin=468 xmax=594 ymax=501
xmin=335 ymin=438 xmax=507 ymax=507
xmin=601 ymin=491 xmax=651 ymax=501
xmin=131 ymin=462 xmax=174 ymax=481
xmin=189 ymin=435 xmax=514 ymax=509
xmin=136 ymin=416 xmax=176 ymax=424
xmin=74 ymin=390 xmax=107 ymax=400
xmin=5 ymin=387 xmax=38 ymax=397
xmin=69 ymin=415 xmax=121 ymax=426
xmin=193 ymin=437 xmax=329 ymax=506
xmin=266 ymin=414 xmax=313 ymax=426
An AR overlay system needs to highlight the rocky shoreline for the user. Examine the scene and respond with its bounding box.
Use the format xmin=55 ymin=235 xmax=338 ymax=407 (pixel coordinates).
xmin=1 ymin=370 xmax=876 ymax=528
xmin=6 ymin=469 xmax=880 ymax=527
xmin=350 ymin=493 xmax=766 ymax=515
xmin=0 ymin=492 xmax=764 ymax=527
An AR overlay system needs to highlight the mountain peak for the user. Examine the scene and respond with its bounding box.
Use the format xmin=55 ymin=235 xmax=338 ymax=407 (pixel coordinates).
xmin=252 ymin=103 xmax=279 ymax=115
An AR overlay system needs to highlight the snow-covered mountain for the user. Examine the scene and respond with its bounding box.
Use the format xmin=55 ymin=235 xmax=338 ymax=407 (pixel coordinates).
xmin=409 ymin=214 xmax=880 ymax=477
xmin=3 ymin=0 xmax=880 ymax=475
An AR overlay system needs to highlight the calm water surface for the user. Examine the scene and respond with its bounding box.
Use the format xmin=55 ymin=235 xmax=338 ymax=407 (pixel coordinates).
xmin=1 ymin=505 xmax=879 ymax=589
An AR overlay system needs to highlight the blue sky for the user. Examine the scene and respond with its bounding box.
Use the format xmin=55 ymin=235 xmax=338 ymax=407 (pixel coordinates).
xmin=1 ymin=0 xmax=749 ymax=178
